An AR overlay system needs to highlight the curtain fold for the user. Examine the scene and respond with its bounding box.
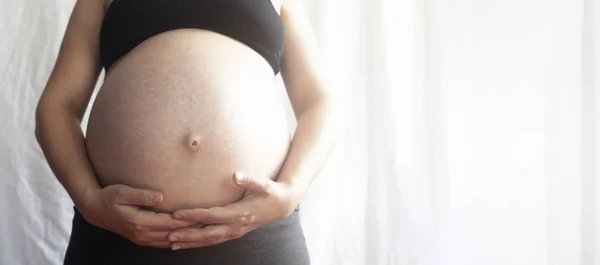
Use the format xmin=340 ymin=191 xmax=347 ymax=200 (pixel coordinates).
xmin=581 ymin=0 xmax=599 ymax=264
xmin=300 ymin=0 xmax=600 ymax=264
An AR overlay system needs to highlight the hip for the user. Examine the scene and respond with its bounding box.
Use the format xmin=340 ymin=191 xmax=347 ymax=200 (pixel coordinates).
xmin=63 ymin=206 xmax=309 ymax=265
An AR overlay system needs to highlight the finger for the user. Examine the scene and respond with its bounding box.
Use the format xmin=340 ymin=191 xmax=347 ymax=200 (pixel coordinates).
xmin=172 ymin=204 xmax=250 ymax=224
xmin=170 ymin=236 xmax=234 ymax=250
xmin=131 ymin=230 xmax=172 ymax=242
xmin=139 ymin=241 xmax=172 ymax=249
xmin=127 ymin=230 xmax=173 ymax=248
xmin=232 ymin=171 xmax=272 ymax=194
xmin=168 ymin=224 xmax=235 ymax=243
xmin=127 ymin=208 xmax=197 ymax=230
xmin=112 ymin=185 xmax=163 ymax=206
xmin=128 ymin=229 xmax=193 ymax=248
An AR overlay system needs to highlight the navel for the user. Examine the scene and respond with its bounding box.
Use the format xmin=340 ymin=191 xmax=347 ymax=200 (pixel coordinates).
xmin=185 ymin=132 xmax=204 ymax=152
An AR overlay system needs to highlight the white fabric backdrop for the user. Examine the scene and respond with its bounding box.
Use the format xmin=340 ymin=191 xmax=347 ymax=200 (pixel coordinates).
xmin=1 ymin=0 xmax=599 ymax=264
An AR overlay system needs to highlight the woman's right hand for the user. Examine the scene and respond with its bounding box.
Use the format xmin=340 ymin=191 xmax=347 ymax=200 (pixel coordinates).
xmin=78 ymin=184 xmax=196 ymax=248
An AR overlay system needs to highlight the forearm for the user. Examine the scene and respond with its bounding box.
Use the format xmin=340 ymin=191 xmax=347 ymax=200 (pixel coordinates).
xmin=35 ymin=103 xmax=101 ymax=208
xmin=276 ymin=99 xmax=340 ymax=203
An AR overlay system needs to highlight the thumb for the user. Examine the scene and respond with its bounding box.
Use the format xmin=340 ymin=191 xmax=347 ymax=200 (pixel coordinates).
xmin=112 ymin=185 xmax=163 ymax=206
xmin=233 ymin=171 xmax=272 ymax=194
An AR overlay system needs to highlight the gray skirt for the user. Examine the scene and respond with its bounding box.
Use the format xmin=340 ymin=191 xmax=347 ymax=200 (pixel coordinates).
xmin=63 ymin=206 xmax=310 ymax=265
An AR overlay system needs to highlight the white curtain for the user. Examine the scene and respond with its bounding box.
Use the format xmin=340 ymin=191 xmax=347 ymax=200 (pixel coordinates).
xmin=1 ymin=0 xmax=598 ymax=265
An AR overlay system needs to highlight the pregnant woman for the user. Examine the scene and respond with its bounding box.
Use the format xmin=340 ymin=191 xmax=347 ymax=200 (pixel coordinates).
xmin=34 ymin=0 xmax=338 ymax=263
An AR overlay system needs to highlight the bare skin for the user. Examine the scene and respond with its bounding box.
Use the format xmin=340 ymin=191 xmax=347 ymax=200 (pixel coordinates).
xmin=86 ymin=28 xmax=292 ymax=213
xmin=35 ymin=0 xmax=339 ymax=250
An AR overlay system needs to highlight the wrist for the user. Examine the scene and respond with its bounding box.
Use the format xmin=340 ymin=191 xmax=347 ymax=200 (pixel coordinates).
xmin=72 ymin=185 xmax=101 ymax=212
xmin=277 ymin=181 xmax=305 ymax=210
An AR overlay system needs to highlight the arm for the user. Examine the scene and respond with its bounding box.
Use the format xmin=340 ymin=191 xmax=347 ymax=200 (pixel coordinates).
xmin=35 ymin=0 xmax=105 ymax=208
xmin=35 ymin=0 xmax=192 ymax=248
xmin=275 ymin=0 xmax=340 ymax=205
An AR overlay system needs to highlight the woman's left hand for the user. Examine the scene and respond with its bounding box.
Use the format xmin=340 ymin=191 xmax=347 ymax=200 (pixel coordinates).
xmin=167 ymin=171 xmax=300 ymax=250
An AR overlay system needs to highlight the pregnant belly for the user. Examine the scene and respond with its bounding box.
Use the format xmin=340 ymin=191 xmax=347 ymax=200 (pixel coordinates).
xmin=85 ymin=30 xmax=291 ymax=213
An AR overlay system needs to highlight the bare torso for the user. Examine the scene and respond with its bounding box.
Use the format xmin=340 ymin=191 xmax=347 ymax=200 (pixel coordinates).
xmin=85 ymin=24 xmax=291 ymax=212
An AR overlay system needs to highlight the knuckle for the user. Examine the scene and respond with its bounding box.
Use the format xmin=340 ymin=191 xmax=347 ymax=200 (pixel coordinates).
xmin=248 ymin=213 xmax=257 ymax=223
xmin=102 ymin=191 xmax=117 ymax=205
xmin=237 ymin=215 xmax=250 ymax=224
xmin=115 ymin=187 xmax=127 ymax=198
xmin=130 ymin=234 xmax=145 ymax=244
xmin=101 ymin=196 xmax=113 ymax=207
xmin=131 ymin=223 xmax=144 ymax=231
xmin=238 ymin=213 xmax=255 ymax=225
xmin=125 ymin=215 xmax=137 ymax=225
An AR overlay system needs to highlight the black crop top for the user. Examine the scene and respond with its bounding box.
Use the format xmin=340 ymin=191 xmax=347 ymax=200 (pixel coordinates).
xmin=100 ymin=0 xmax=286 ymax=74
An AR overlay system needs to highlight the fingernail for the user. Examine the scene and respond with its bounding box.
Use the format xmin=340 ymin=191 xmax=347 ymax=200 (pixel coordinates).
xmin=173 ymin=214 xmax=182 ymax=220
xmin=172 ymin=245 xmax=181 ymax=251
xmin=169 ymin=235 xmax=179 ymax=241
xmin=235 ymin=172 xmax=245 ymax=183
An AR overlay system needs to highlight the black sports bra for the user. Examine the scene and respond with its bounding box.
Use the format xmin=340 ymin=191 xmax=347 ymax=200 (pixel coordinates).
xmin=100 ymin=0 xmax=286 ymax=74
